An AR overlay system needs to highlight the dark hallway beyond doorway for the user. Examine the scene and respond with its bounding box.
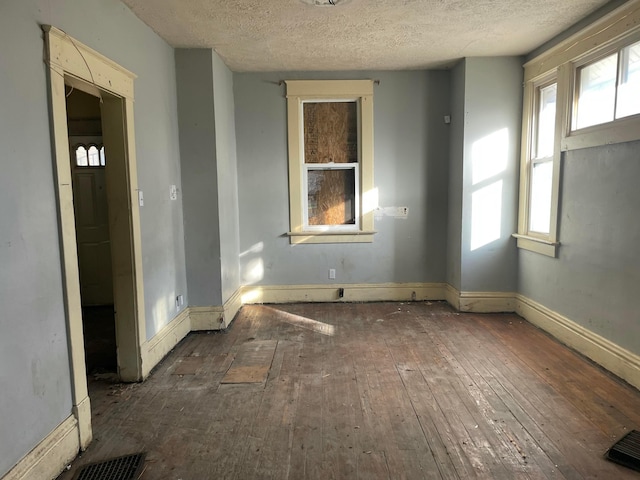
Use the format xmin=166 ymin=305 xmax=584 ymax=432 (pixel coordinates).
xmin=82 ymin=305 xmax=117 ymax=375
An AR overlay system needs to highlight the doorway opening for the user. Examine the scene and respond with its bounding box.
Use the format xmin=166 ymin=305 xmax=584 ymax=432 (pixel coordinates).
xmin=66 ymin=89 xmax=117 ymax=377
xmin=44 ymin=25 xmax=146 ymax=448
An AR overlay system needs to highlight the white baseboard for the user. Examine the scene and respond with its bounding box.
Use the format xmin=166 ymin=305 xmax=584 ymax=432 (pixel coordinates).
xmin=442 ymin=286 xmax=640 ymax=389
xmin=515 ymin=294 xmax=640 ymax=391
xmin=444 ymin=284 xmax=460 ymax=310
xmin=459 ymin=291 xmax=517 ymax=312
xmin=141 ymin=308 xmax=191 ymax=378
xmin=189 ymin=305 xmax=224 ymax=331
xmin=190 ymin=287 xmax=244 ymax=330
xmin=221 ymin=287 xmax=243 ymax=329
xmin=240 ymin=282 xmax=447 ymax=304
xmin=3 ymin=416 xmax=79 ymax=480
xmin=72 ymin=395 xmax=92 ymax=450
xmin=444 ymin=285 xmax=516 ymax=313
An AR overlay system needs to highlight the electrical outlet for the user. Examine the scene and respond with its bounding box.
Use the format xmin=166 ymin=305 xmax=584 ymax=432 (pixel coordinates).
xmin=397 ymin=206 xmax=408 ymax=217
xmin=329 ymin=268 xmax=336 ymax=279
xmin=176 ymin=294 xmax=183 ymax=311
xmin=170 ymin=184 xmax=177 ymax=200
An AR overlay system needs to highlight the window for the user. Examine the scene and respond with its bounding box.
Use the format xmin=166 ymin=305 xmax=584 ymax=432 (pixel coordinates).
xmin=574 ymin=40 xmax=640 ymax=130
xmin=74 ymin=144 xmax=106 ymax=167
xmin=515 ymin=77 xmax=561 ymax=257
xmin=516 ymin=2 xmax=640 ymax=257
xmin=285 ymin=80 xmax=375 ymax=244
xmin=529 ymin=82 xmax=557 ymax=235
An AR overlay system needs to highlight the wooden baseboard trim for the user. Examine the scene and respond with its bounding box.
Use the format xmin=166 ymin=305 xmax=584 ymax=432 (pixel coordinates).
xmin=141 ymin=308 xmax=191 ymax=378
xmin=2 ymin=416 xmax=79 ymax=480
xmin=240 ymin=283 xmax=447 ymax=304
xmin=515 ymin=294 xmax=640 ymax=391
xmin=444 ymin=284 xmax=460 ymax=310
xmin=444 ymin=286 xmax=516 ymax=312
xmin=189 ymin=305 xmax=224 ymax=330
xmin=444 ymin=286 xmax=640 ymax=389
xmin=72 ymin=395 xmax=92 ymax=450
xmin=221 ymin=288 xmax=243 ymax=329
xmin=189 ymin=287 xmax=243 ymax=330
xmin=458 ymin=291 xmax=517 ymax=313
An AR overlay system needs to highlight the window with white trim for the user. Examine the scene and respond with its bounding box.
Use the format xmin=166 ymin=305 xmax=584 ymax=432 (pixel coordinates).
xmin=573 ymin=40 xmax=640 ymax=130
xmin=515 ymin=76 xmax=561 ymax=257
xmin=516 ymin=3 xmax=640 ymax=257
xmin=285 ymin=80 xmax=375 ymax=244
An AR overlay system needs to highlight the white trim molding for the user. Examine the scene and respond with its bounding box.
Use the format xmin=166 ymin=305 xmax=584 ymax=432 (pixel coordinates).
xmin=515 ymin=294 xmax=640 ymax=391
xmin=241 ymin=283 xmax=447 ymax=304
xmin=189 ymin=306 xmax=224 ymax=331
xmin=3 ymin=416 xmax=79 ymax=480
xmin=190 ymin=287 xmax=244 ymax=331
xmin=141 ymin=308 xmax=191 ymax=379
xmin=444 ymin=286 xmax=640 ymax=390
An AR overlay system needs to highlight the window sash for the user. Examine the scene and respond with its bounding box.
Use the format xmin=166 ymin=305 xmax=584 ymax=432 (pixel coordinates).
xmin=303 ymin=163 xmax=360 ymax=231
xmin=572 ymin=39 xmax=640 ymax=132
xmin=526 ymin=80 xmax=558 ymax=238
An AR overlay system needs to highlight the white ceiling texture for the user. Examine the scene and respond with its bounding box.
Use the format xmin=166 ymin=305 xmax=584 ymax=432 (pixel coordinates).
xmin=122 ymin=0 xmax=611 ymax=71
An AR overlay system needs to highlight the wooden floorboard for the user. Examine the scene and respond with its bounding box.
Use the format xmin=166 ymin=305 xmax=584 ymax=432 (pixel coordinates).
xmin=57 ymin=302 xmax=640 ymax=480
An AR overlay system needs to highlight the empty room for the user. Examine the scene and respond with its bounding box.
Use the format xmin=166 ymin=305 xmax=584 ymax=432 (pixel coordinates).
xmin=1 ymin=0 xmax=639 ymax=479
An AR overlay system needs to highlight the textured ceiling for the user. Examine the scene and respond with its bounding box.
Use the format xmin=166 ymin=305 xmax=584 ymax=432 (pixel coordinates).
xmin=122 ymin=0 xmax=611 ymax=72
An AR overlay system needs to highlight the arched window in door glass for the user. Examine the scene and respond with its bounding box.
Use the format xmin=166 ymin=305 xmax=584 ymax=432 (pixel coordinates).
xmin=88 ymin=145 xmax=100 ymax=166
xmin=74 ymin=144 xmax=106 ymax=167
xmin=75 ymin=145 xmax=88 ymax=166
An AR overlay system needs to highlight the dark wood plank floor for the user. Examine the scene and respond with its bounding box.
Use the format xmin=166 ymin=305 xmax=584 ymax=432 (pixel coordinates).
xmin=57 ymin=302 xmax=640 ymax=479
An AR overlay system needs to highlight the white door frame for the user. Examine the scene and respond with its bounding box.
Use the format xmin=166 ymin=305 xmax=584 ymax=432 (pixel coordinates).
xmin=43 ymin=25 xmax=146 ymax=448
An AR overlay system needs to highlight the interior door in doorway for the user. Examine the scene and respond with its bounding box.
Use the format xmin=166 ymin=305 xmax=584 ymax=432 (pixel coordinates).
xmin=70 ymin=139 xmax=114 ymax=306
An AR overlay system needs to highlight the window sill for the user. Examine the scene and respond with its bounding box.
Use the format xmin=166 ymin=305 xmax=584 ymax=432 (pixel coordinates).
xmin=513 ymin=233 xmax=559 ymax=258
xmin=287 ymin=231 xmax=376 ymax=244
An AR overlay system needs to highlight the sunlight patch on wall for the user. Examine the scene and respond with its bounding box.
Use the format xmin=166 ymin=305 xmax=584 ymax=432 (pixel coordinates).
xmin=471 ymin=128 xmax=508 ymax=185
xmin=471 ymin=180 xmax=503 ymax=251
xmin=362 ymin=186 xmax=379 ymax=215
xmin=469 ymin=128 xmax=509 ymax=252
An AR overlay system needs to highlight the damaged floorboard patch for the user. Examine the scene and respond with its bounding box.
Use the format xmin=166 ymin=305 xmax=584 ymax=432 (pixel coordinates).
xmin=221 ymin=339 xmax=277 ymax=384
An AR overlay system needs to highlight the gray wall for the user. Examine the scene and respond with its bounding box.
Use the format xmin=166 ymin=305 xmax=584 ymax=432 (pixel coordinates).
xmin=234 ymin=71 xmax=451 ymax=286
xmin=212 ymin=53 xmax=242 ymax=302
xmin=460 ymin=58 xmax=522 ymax=292
xmin=177 ymin=49 xmax=241 ymax=306
xmin=0 ymin=0 xmax=186 ymax=474
xmin=176 ymin=50 xmax=223 ymax=306
xmin=446 ymin=61 xmax=466 ymax=290
xmin=519 ymin=140 xmax=640 ymax=355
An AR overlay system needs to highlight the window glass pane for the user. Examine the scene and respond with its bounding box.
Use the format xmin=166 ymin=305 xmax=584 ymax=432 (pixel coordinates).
xmin=88 ymin=145 xmax=100 ymax=166
xmin=616 ymin=40 xmax=640 ymax=119
xmin=304 ymin=102 xmax=358 ymax=164
xmin=575 ymin=53 xmax=617 ymax=129
xmin=308 ymin=168 xmax=356 ymax=225
xmin=75 ymin=145 xmax=88 ymax=166
xmin=535 ymin=83 xmax=557 ymax=159
xmin=99 ymin=146 xmax=106 ymax=166
xmin=529 ymin=160 xmax=553 ymax=234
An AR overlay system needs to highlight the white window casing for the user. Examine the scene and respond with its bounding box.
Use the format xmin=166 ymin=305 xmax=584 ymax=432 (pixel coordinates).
xmin=285 ymin=80 xmax=375 ymax=244
xmin=516 ymin=0 xmax=640 ymax=257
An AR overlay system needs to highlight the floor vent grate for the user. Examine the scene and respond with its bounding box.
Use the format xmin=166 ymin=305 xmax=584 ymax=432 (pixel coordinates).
xmin=605 ymin=430 xmax=640 ymax=472
xmin=73 ymin=452 xmax=146 ymax=480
